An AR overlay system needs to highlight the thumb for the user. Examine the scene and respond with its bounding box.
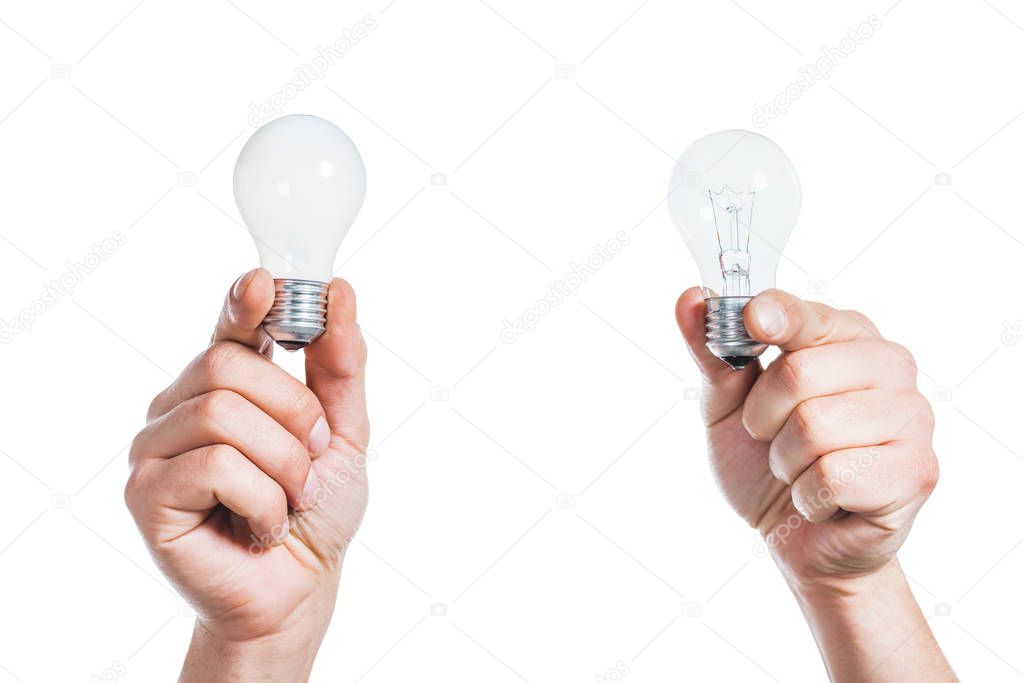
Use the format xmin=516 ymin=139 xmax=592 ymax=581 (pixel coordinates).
xmin=303 ymin=278 xmax=369 ymax=454
xmin=675 ymin=287 xmax=759 ymax=425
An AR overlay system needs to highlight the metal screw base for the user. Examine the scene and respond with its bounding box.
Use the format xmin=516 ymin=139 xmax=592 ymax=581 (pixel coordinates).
xmin=262 ymin=279 xmax=329 ymax=352
xmin=704 ymin=296 xmax=766 ymax=370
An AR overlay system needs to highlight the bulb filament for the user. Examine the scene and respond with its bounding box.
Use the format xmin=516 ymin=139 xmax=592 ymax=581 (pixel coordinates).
xmin=708 ymin=186 xmax=756 ymax=297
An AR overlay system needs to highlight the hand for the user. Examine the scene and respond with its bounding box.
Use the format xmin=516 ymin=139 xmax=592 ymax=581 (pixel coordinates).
xmin=676 ymin=287 xmax=937 ymax=586
xmin=677 ymin=288 xmax=953 ymax=681
xmin=125 ymin=268 xmax=369 ymax=681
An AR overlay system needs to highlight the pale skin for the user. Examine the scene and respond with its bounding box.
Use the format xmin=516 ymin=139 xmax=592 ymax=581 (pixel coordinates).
xmin=676 ymin=287 xmax=955 ymax=682
xmin=123 ymin=270 xmax=954 ymax=680
xmin=125 ymin=268 xmax=369 ymax=682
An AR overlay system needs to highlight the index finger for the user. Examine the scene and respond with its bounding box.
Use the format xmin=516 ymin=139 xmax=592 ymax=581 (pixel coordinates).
xmin=211 ymin=268 xmax=275 ymax=354
xmin=744 ymin=289 xmax=879 ymax=351
xmin=676 ymin=287 xmax=760 ymax=426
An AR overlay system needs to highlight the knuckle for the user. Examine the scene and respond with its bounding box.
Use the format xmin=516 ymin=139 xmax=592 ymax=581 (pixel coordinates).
xmin=887 ymin=341 xmax=917 ymax=375
xmin=123 ymin=465 xmax=151 ymax=515
xmin=774 ymin=353 xmax=809 ymax=397
xmin=794 ymin=461 xmax=837 ymax=516
xmin=123 ymin=470 xmax=141 ymax=513
xmin=128 ymin=429 xmax=148 ymax=464
xmin=261 ymin=491 xmax=288 ymax=524
xmin=200 ymin=342 xmax=242 ymax=380
xmin=194 ymin=389 xmax=242 ymax=424
xmin=146 ymin=388 xmax=171 ymax=422
xmin=145 ymin=395 xmax=161 ymax=422
xmin=200 ymin=443 xmax=238 ymax=475
xmin=916 ymin=447 xmax=940 ymax=494
xmin=911 ymin=392 xmax=935 ymax=430
xmin=842 ymin=309 xmax=877 ymax=335
xmin=287 ymin=388 xmax=321 ymax=424
xmin=808 ymin=305 xmax=837 ymax=345
xmin=791 ymin=400 xmax=823 ymax=447
xmin=249 ymin=478 xmax=286 ymax=517
xmin=921 ymin=401 xmax=936 ymax=432
xmin=812 ymin=454 xmax=842 ymax=493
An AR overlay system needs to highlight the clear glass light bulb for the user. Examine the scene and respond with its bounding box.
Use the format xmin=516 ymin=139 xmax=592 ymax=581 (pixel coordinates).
xmin=233 ymin=114 xmax=366 ymax=350
xmin=668 ymin=129 xmax=801 ymax=370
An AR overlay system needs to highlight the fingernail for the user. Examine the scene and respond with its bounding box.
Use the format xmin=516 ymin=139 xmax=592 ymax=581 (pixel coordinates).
xmin=302 ymin=468 xmax=320 ymax=507
xmin=231 ymin=271 xmax=255 ymax=301
xmin=308 ymin=416 xmax=330 ymax=454
xmin=792 ymin=495 xmax=810 ymax=520
xmin=753 ymin=299 xmax=787 ymax=338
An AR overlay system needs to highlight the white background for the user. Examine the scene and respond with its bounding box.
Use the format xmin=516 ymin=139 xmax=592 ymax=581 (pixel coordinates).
xmin=0 ymin=1 xmax=1020 ymax=680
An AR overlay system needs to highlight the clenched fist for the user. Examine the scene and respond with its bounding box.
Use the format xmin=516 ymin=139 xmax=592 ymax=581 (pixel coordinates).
xmin=676 ymin=288 xmax=953 ymax=681
xmin=125 ymin=268 xmax=369 ymax=682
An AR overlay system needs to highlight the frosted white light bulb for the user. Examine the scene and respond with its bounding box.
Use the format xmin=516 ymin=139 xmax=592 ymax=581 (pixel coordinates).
xmin=668 ymin=130 xmax=801 ymax=370
xmin=233 ymin=114 xmax=366 ymax=350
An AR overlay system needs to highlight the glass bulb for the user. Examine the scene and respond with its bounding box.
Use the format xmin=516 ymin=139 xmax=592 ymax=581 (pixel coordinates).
xmin=668 ymin=129 xmax=801 ymax=369
xmin=233 ymin=114 xmax=366 ymax=350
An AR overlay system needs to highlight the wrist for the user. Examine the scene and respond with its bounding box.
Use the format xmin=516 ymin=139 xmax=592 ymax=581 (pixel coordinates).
xmin=179 ymin=553 xmax=344 ymax=682
xmin=181 ymin=619 xmax=327 ymax=683
xmin=785 ymin=558 xmax=908 ymax=609
xmin=181 ymin=574 xmax=340 ymax=683
xmin=781 ymin=560 xmax=954 ymax=682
